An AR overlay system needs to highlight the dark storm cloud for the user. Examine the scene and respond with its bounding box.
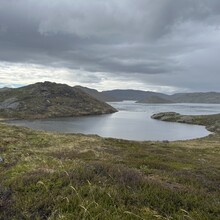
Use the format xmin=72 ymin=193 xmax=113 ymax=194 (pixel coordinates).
xmin=0 ymin=0 xmax=220 ymax=91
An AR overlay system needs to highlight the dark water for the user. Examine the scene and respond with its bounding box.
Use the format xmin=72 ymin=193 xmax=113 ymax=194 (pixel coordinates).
xmin=7 ymin=102 xmax=220 ymax=141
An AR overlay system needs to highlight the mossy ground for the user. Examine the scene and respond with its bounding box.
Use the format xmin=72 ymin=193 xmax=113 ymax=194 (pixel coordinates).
xmin=0 ymin=114 xmax=220 ymax=219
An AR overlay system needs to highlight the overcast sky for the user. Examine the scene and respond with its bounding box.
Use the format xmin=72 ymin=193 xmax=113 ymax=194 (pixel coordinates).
xmin=0 ymin=0 xmax=220 ymax=93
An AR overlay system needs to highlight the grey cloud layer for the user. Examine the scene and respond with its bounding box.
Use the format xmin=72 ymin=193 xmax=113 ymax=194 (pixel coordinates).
xmin=0 ymin=0 xmax=220 ymax=91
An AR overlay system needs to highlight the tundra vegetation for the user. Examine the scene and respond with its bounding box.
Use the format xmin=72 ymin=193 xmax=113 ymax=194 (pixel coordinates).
xmin=0 ymin=113 xmax=220 ymax=219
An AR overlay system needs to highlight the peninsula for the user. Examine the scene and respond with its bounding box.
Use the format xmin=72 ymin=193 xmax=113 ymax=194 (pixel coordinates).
xmin=0 ymin=82 xmax=117 ymax=119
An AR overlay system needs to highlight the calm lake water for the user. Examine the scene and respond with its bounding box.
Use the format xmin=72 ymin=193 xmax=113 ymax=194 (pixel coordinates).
xmin=7 ymin=102 xmax=220 ymax=141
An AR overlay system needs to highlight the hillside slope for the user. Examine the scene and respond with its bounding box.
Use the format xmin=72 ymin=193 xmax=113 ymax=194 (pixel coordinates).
xmin=170 ymin=92 xmax=220 ymax=103
xmin=75 ymin=86 xmax=118 ymax=102
xmin=102 ymin=89 xmax=168 ymax=101
xmin=0 ymin=82 xmax=117 ymax=119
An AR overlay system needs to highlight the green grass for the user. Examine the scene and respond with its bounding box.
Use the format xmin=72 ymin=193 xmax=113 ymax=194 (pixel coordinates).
xmin=0 ymin=115 xmax=220 ymax=219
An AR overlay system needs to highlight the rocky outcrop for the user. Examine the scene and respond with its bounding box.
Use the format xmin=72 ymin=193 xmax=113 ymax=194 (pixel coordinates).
xmin=151 ymin=112 xmax=181 ymax=121
xmin=176 ymin=116 xmax=194 ymax=123
xmin=151 ymin=112 xmax=195 ymax=124
xmin=207 ymin=122 xmax=220 ymax=133
xmin=0 ymin=98 xmax=19 ymax=110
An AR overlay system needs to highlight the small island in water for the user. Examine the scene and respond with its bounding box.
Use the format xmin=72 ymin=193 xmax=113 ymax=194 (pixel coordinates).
xmin=0 ymin=82 xmax=220 ymax=219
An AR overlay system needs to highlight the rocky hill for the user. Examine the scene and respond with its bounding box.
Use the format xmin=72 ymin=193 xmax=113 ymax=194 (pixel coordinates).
xmin=0 ymin=82 xmax=117 ymax=119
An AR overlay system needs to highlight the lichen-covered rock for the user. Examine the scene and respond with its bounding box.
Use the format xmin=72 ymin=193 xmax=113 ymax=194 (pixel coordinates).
xmin=177 ymin=116 xmax=194 ymax=123
xmin=0 ymin=98 xmax=19 ymax=110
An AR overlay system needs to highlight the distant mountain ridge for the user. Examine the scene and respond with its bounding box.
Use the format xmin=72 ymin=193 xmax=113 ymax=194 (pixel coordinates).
xmin=0 ymin=82 xmax=117 ymax=119
xmin=76 ymin=86 xmax=220 ymax=104
xmin=102 ymin=89 xmax=168 ymax=101
xmin=76 ymin=87 xmax=170 ymax=102
xmin=75 ymin=86 xmax=118 ymax=102
xmin=170 ymin=92 xmax=220 ymax=103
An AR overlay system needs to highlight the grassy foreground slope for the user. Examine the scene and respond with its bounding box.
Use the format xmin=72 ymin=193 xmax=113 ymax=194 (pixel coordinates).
xmin=0 ymin=113 xmax=220 ymax=219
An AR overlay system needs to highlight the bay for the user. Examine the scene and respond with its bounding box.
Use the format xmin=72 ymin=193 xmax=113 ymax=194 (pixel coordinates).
xmin=7 ymin=102 xmax=220 ymax=141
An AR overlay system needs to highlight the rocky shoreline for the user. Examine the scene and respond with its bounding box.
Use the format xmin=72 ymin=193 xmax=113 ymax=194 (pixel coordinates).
xmin=151 ymin=112 xmax=220 ymax=134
